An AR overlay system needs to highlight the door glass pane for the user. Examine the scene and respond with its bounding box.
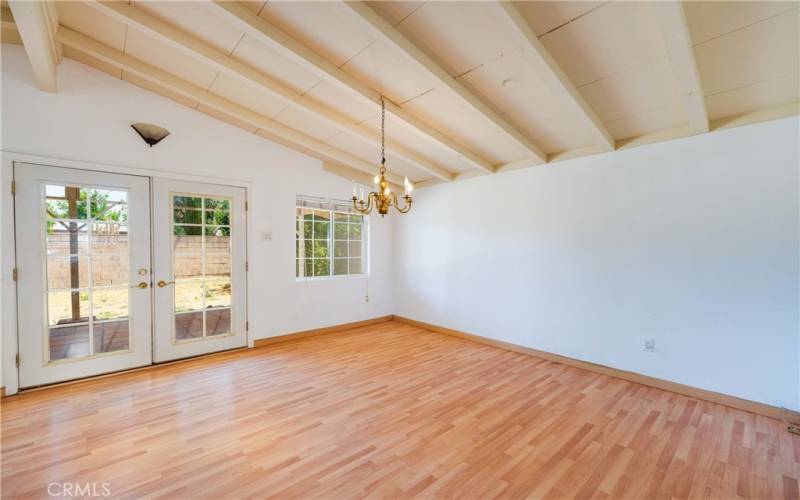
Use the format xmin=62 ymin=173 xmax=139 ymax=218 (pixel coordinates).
xmin=93 ymin=287 xmax=129 ymax=321
xmin=46 ymin=220 xmax=88 ymax=255
xmin=43 ymin=184 xmax=132 ymax=362
xmin=206 ymin=308 xmax=230 ymax=336
xmin=48 ymin=290 xmax=90 ymax=326
xmin=206 ymin=278 xmax=231 ymax=308
xmin=175 ymin=279 xmax=204 ymax=313
xmin=91 ymin=190 xmax=127 ymax=222
xmin=174 ymin=234 xmax=202 ymax=280
xmin=94 ymin=320 xmax=130 ymax=354
xmin=173 ymin=208 xmax=203 ymax=224
xmin=175 ymin=311 xmax=204 ymax=340
xmin=171 ymin=194 xmax=235 ymax=341
xmin=91 ymin=254 xmax=129 ymax=287
xmin=49 ymin=324 xmax=90 ymax=361
xmin=47 ymin=255 xmax=89 ymax=289
xmin=205 ymin=210 xmax=229 ymax=226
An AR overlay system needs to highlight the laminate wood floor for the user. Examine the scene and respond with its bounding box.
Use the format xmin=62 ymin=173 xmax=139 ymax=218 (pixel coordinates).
xmin=2 ymin=320 xmax=798 ymax=499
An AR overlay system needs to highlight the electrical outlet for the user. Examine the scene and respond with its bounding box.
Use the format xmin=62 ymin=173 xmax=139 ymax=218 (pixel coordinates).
xmin=643 ymin=338 xmax=655 ymax=352
xmin=365 ymin=294 xmax=370 ymax=303
xmin=261 ymin=232 xmax=272 ymax=242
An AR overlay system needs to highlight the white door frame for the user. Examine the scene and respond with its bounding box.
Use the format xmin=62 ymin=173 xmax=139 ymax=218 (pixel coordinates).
xmin=1 ymin=151 xmax=254 ymax=396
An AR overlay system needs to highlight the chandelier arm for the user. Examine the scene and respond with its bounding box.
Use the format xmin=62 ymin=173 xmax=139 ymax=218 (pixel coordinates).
xmin=367 ymin=192 xmax=375 ymax=213
xmin=394 ymin=194 xmax=413 ymax=213
xmin=352 ymin=195 xmax=370 ymax=214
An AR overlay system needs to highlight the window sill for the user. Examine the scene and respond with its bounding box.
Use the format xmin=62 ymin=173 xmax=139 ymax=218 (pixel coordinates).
xmin=295 ymin=274 xmax=368 ymax=283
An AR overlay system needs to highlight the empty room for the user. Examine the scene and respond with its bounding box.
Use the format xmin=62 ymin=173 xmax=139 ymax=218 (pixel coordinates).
xmin=1 ymin=1 xmax=798 ymax=498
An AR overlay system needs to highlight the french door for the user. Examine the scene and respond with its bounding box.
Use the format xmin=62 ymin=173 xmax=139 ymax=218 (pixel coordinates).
xmin=15 ymin=164 xmax=152 ymax=387
xmin=152 ymin=179 xmax=247 ymax=362
xmin=14 ymin=164 xmax=248 ymax=388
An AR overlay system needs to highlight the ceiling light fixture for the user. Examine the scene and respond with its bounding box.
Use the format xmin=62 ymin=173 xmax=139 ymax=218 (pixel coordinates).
xmin=131 ymin=122 xmax=170 ymax=147
xmin=352 ymin=97 xmax=413 ymax=217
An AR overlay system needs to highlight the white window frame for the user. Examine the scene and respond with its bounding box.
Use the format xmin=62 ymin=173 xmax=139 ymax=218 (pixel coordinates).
xmin=295 ymin=196 xmax=369 ymax=281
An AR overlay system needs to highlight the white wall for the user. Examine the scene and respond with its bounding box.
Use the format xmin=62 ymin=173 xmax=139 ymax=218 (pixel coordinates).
xmin=394 ymin=116 xmax=800 ymax=411
xmin=1 ymin=45 xmax=394 ymax=388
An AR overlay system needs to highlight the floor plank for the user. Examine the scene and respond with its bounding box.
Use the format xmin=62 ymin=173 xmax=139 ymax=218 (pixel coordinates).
xmin=2 ymin=321 xmax=798 ymax=499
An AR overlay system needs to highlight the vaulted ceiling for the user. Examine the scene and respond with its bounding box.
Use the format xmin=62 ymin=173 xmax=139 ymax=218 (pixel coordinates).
xmin=3 ymin=1 xmax=798 ymax=188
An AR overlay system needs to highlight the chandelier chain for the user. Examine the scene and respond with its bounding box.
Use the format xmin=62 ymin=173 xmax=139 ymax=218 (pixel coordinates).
xmin=380 ymin=97 xmax=386 ymax=168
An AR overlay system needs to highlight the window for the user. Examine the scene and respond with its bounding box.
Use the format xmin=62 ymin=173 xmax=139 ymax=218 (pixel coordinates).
xmin=296 ymin=196 xmax=367 ymax=278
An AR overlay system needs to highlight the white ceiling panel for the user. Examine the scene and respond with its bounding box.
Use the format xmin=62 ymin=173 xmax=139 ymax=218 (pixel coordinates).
xmin=458 ymin=48 xmax=595 ymax=149
xmin=209 ymin=72 xmax=288 ymax=119
xmin=364 ymin=1 xmax=424 ymax=27
xmin=541 ymin=2 xmax=667 ymax=87
xmin=131 ymin=1 xmax=244 ymax=55
xmin=231 ymin=34 xmax=321 ymax=95
xmin=340 ymin=40 xmax=436 ymax=104
xmin=57 ymin=2 xmax=126 ymax=52
xmin=273 ymin=106 xmax=342 ymax=142
xmin=685 ymin=1 xmax=798 ymax=45
xmin=358 ymin=113 xmax=474 ymax=174
xmin=705 ymin=73 xmax=800 ymax=120
xmin=326 ymin=132 xmax=433 ymax=182
xmin=392 ymin=1 xmax=517 ymax=78
xmin=259 ymin=1 xmax=375 ymax=68
xmin=303 ymin=81 xmax=379 ymax=124
xmin=124 ymin=27 xmax=219 ymax=89
xmin=239 ymin=1 xmax=267 ymax=16
xmin=579 ymin=59 xmax=684 ymax=123
xmin=605 ymin=103 xmax=686 ymax=140
xmin=515 ymin=1 xmax=604 ymax=37
xmin=401 ymin=87 xmax=535 ymax=165
xmin=693 ymin=9 xmax=799 ymax=96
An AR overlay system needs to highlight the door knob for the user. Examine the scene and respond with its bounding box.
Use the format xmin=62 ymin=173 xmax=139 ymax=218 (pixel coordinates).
xmin=134 ymin=282 xmax=148 ymax=289
xmin=157 ymin=280 xmax=175 ymax=288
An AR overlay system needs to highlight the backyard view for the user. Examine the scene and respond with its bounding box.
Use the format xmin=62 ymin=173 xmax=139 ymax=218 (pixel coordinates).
xmin=44 ymin=187 xmax=233 ymax=359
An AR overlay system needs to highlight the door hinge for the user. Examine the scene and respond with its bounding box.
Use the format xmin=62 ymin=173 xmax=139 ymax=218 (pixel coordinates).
xmin=15 ymin=353 xmax=20 ymax=367
xmin=12 ymin=268 xmax=18 ymax=282
xmin=245 ymin=201 xmax=248 ymax=211
xmin=246 ymin=321 xmax=249 ymax=332
xmin=245 ymin=261 xmax=249 ymax=272
xmin=10 ymin=180 xmax=16 ymax=196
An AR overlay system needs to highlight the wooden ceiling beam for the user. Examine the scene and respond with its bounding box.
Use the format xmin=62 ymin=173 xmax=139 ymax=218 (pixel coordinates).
xmin=651 ymin=1 xmax=709 ymax=135
xmin=342 ymin=1 xmax=547 ymax=165
xmin=89 ymin=1 xmax=453 ymax=182
xmin=210 ymin=1 xmax=494 ymax=174
xmin=55 ymin=26 xmax=405 ymax=186
xmin=7 ymin=0 xmax=59 ymax=92
xmin=491 ymin=1 xmax=615 ymax=153
xmin=1 ymin=7 xmax=17 ymax=30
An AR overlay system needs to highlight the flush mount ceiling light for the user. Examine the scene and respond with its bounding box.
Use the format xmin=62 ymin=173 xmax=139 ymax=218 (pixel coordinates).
xmin=351 ymin=97 xmax=413 ymax=217
xmin=131 ymin=122 xmax=170 ymax=147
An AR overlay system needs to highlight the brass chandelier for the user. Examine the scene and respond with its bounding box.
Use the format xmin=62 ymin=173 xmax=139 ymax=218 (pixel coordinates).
xmin=352 ymin=97 xmax=413 ymax=217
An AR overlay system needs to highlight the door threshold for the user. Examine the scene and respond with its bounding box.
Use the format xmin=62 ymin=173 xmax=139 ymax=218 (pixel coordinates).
xmin=12 ymin=346 xmax=250 ymax=396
